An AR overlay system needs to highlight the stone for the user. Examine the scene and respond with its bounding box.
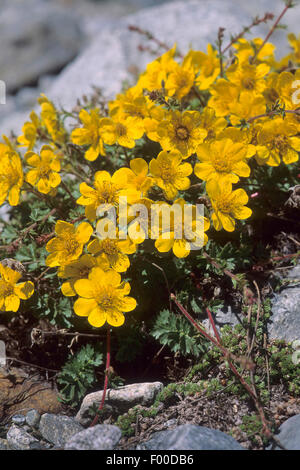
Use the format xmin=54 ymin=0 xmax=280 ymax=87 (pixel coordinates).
xmin=64 ymin=424 xmax=122 ymax=450
xmin=39 ymin=413 xmax=84 ymax=447
xmin=0 ymin=438 xmax=9 ymax=450
xmin=137 ymin=423 xmax=245 ymax=450
xmin=6 ymin=424 xmax=44 ymax=450
xmin=0 ymin=0 xmax=82 ymax=94
xmin=267 ymin=414 xmax=300 ymax=450
xmin=1 ymin=0 xmax=299 ymax=136
xmin=46 ymin=0 xmax=250 ymax=113
xmin=11 ymin=414 xmax=26 ymax=426
xmin=0 ymin=367 xmax=64 ymax=420
xmin=25 ymin=409 xmax=41 ymax=429
xmin=76 ymin=381 xmax=163 ymax=426
xmin=268 ymin=263 xmax=300 ymax=342
xmin=0 ymin=341 xmax=6 ymax=367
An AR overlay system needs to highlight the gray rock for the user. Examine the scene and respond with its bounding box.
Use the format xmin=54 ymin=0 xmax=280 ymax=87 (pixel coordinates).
xmin=26 ymin=409 xmax=41 ymax=429
xmin=6 ymin=424 xmax=44 ymax=450
xmin=267 ymin=414 xmax=300 ymax=450
xmin=2 ymin=0 xmax=299 ymax=136
xmin=137 ymin=424 xmax=245 ymax=450
xmin=47 ymin=0 xmax=250 ymax=113
xmin=268 ymin=263 xmax=300 ymax=342
xmin=39 ymin=414 xmax=84 ymax=447
xmin=0 ymin=340 xmax=6 ymax=367
xmin=0 ymin=0 xmax=82 ymax=94
xmin=76 ymin=382 xmax=163 ymax=426
xmin=0 ymin=438 xmax=9 ymax=450
xmin=64 ymin=424 xmax=122 ymax=450
xmin=11 ymin=414 xmax=26 ymax=426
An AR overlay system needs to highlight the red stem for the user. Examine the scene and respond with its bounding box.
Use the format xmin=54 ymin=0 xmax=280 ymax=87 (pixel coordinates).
xmin=90 ymin=327 xmax=111 ymax=427
xmin=206 ymin=307 xmax=221 ymax=344
xmin=171 ymin=294 xmax=258 ymax=402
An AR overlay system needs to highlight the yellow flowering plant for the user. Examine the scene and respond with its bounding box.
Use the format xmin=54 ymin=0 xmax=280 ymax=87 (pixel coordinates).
xmin=1 ymin=2 xmax=300 ymax=432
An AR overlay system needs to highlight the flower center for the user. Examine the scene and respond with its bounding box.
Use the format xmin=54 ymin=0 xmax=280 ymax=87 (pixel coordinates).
xmin=78 ymin=266 xmax=91 ymax=278
xmin=212 ymin=155 xmax=232 ymax=173
xmin=100 ymin=239 xmax=119 ymax=255
xmin=176 ymin=126 xmax=189 ymax=141
xmin=38 ymin=163 xmax=51 ymax=179
xmin=63 ymin=235 xmax=80 ymax=256
xmin=98 ymin=182 xmax=119 ymax=205
xmin=160 ymin=162 xmax=176 ymax=183
xmin=215 ymin=194 xmax=234 ymax=214
xmin=115 ymin=123 xmax=127 ymax=137
xmin=242 ymin=77 xmax=255 ymax=90
xmin=273 ymin=135 xmax=289 ymax=153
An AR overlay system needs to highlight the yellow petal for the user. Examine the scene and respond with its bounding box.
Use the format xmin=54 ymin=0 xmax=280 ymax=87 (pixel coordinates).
xmin=75 ymin=222 xmax=93 ymax=244
xmin=74 ymin=298 xmax=98 ymax=317
xmin=4 ymin=295 xmax=20 ymax=312
xmin=74 ymin=279 xmax=95 ymax=298
xmin=88 ymin=307 xmax=107 ymax=327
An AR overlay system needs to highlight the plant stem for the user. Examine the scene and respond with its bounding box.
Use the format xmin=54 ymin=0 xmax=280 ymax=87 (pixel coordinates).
xmin=221 ymin=13 xmax=274 ymax=54
xmin=250 ymin=1 xmax=293 ymax=63
xmin=90 ymin=327 xmax=111 ymax=427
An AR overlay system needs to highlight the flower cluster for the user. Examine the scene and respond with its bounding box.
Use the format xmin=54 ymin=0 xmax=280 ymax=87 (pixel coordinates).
xmin=1 ymin=27 xmax=300 ymax=328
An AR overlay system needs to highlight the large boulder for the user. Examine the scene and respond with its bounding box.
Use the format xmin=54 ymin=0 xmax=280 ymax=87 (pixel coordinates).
xmin=137 ymin=423 xmax=245 ymax=450
xmin=0 ymin=0 xmax=82 ymax=94
xmin=3 ymin=0 xmax=298 ymax=135
xmin=268 ymin=264 xmax=300 ymax=343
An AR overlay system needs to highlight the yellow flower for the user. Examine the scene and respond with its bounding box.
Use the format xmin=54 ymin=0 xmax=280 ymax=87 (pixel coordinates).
xmin=217 ymin=127 xmax=256 ymax=159
xmin=257 ymin=118 xmax=300 ymax=166
xmin=0 ymin=263 xmax=34 ymax=312
xmin=165 ymin=62 xmax=195 ymax=99
xmin=38 ymin=94 xmax=66 ymax=143
xmin=71 ymin=109 xmax=106 ymax=161
xmin=73 ymin=267 xmax=137 ymax=327
xmin=115 ymin=158 xmax=153 ymax=196
xmin=263 ymin=70 xmax=300 ymax=113
xmin=149 ymin=150 xmax=192 ymax=200
xmin=208 ymin=79 xmax=240 ymax=117
xmin=87 ymin=231 xmax=136 ymax=273
xmin=25 ymin=145 xmax=61 ymax=194
xmin=199 ymin=107 xmax=227 ymax=141
xmin=126 ymin=197 xmax=158 ymax=244
xmin=58 ymin=253 xmax=110 ymax=297
xmin=226 ymin=63 xmax=270 ymax=94
xmin=232 ymin=38 xmax=275 ymax=65
xmin=287 ymin=33 xmax=300 ymax=64
xmin=195 ymin=138 xmax=251 ymax=185
xmin=17 ymin=111 xmax=41 ymax=150
xmin=100 ymin=117 xmax=144 ymax=149
xmin=109 ymin=85 xmax=149 ymax=125
xmin=77 ymin=170 xmax=140 ymax=222
xmin=137 ymin=44 xmax=177 ymax=92
xmin=184 ymin=44 xmax=220 ymax=90
xmin=0 ymin=149 xmax=23 ymax=206
xmin=207 ymin=180 xmax=252 ymax=232
xmin=144 ymin=105 xmax=167 ymax=142
xmin=229 ymin=91 xmax=266 ymax=126
xmin=157 ymin=110 xmax=207 ymax=158
xmin=154 ymin=199 xmax=210 ymax=258
xmin=45 ymin=220 xmax=93 ymax=267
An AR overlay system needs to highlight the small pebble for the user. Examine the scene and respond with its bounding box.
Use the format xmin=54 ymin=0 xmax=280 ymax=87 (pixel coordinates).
xmin=11 ymin=414 xmax=26 ymax=426
xmin=26 ymin=409 xmax=41 ymax=429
